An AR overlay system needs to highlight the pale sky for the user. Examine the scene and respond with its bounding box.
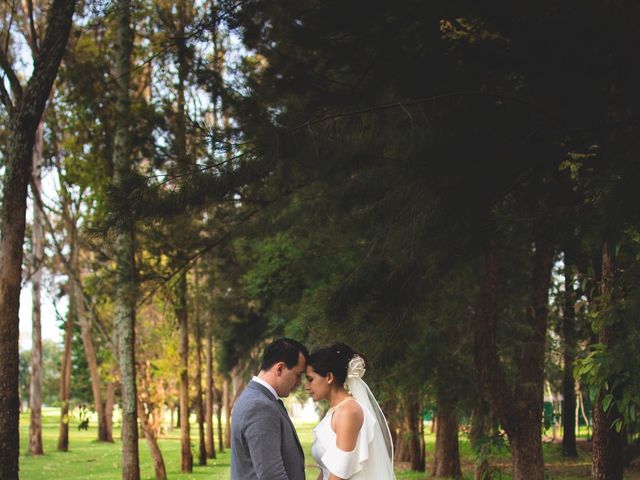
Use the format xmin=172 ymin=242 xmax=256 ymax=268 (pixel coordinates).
xmin=19 ymin=283 xmax=65 ymax=352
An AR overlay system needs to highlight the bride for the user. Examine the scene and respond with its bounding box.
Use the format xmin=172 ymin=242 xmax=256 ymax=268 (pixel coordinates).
xmin=305 ymin=343 xmax=395 ymax=480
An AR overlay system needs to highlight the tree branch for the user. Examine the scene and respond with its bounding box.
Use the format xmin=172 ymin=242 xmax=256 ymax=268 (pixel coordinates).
xmin=18 ymin=0 xmax=75 ymax=125
xmin=30 ymin=175 xmax=115 ymax=349
xmin=0 ymin=47 xmax=23 ymax=101
xmin=0 ymin=79 xmax=13 ymax=111
xmin=22 ymin=0 xmax=40 ymax=55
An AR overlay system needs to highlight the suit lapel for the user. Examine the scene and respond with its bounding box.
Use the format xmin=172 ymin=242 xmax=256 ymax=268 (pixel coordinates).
xmin=276 ymin=399 xmax=304 ymax=455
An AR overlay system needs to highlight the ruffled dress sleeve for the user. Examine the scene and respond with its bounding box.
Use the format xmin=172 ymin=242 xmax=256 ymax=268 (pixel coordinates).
xmin=320 ymin=402 xmax=377 ymax=479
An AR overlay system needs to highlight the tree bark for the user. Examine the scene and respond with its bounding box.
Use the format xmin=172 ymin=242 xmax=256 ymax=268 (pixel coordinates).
xmin=217 ymin=390 xmax=224 ymax=452
xmin=223 ymin=378 xmax=231 ymax=448
xmin=591 ymin=241 xmax=625 ymax=480
xmin=432 ymin=397 xmax=461 ymax=478
xmin=138 ymin=399 xmax=168 ymax=480
xmin=405 ymin=395 xmax=424 ymax=472
xmin=28 ymin=121 xmax=45 ymax=456
xmin=509 ymin=425 xmax=546 ymax=479
xmin=112 ymin=0 xmax=140 ymax=476
xmin=205 ymin=313 xmax=216 ymax=458
xmin=76 ymin=284 xmax=111 ymax=441
xmin=56 ymin=172 xmax=80 ymax=452
xmin=562 ymin=248 xmax=578 ymax=457
xmin=0 ymin=0 xmax=75 ymax=476
xmin=57 ymin=280 xmax=75 ymax=451
xmin=474 ymin=237 xmax=555 ymax=480
xmin=176 ymin=272 xmax=193 ymax=472
xmin=194 ymin=300 xmax=207 ymax=466
xmin=469 ymin=398 xmax=493 ymax=480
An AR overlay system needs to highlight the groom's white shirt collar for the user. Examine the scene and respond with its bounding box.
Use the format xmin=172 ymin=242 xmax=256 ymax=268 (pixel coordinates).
xmin=252 ymin=375 xmax=278 ymax=400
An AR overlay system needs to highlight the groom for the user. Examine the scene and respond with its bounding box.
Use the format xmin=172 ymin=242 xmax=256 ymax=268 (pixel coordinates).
xmin=231 ymin=338 xmax=309 ymax=480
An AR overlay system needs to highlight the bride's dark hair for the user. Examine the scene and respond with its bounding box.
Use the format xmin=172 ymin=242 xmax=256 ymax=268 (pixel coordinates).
xmin=307 ymin=343 xmax=366 ymax=386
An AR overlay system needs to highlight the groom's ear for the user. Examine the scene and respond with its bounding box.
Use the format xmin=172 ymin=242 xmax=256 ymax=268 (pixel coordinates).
xmin=275 ymin=362 xmax=285 ymax=376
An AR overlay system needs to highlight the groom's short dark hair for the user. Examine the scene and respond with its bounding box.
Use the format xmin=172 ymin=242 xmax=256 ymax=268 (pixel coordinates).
xmin=261 ymin=338 xmax=309 ymax=371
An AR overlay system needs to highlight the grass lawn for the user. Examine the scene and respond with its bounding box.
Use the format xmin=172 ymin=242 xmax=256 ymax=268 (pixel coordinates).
xmin=18 ymin=409 xmax=640 ymax=479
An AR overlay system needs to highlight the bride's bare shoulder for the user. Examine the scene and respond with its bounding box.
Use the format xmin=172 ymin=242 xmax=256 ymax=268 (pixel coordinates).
xmin=334 ymin=399 xmax=364 ymax=426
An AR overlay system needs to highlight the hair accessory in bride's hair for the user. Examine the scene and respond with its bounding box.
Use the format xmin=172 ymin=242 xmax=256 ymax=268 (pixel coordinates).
xmin=347 ymin=355 xmax=366 ymax=379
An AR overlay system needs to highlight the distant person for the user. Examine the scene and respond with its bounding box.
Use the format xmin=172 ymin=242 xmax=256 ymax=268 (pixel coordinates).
xmin=306 ymin=343 xmax=396 ymax=480
xmin=231 ymin=337 xmax=309 ymax=480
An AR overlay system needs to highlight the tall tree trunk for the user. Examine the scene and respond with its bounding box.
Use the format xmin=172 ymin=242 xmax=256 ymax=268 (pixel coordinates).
xmin=469 ymin=398 xmax=493 ymax=480
xmin=394 ymin=415 xmax=411 ymax=463
xmin=223 ymin=378 xmax=231 ymax=448
xmin=28 ymin=121 xmax=45 ymax=456
xmin=171 ymin=0 xmax=194 ymax=470
xmin=76 ymin=285 xmax=111 ymax=441
xmin=205 ymin=313 xmax=216 ymax=458
xmin=105 ymin=380 xmax=116 ymax=437
xmin=474 ymin=237 xmax=555 ymax=480
xmin=138 ymin=399 xmax=168 ymax=480
xmin=194 ymin=296 xmax=207 ymax=466
xmin=432 ymin=395 xmax=461 ymax=478
xmin=404 ymin=395 xmax=424 ymax=472
xmin=590 ymin=29 xmax=634 ymax=478
xmin=56 ymin=171 xmax=80 ymax=452
xmin=217 ymin=391 xmax=224 ymax=452
xmin=176 ymin=272 xmax=193 ymax=472
xmin=113 ymin=0 xmax=140 ymax=476
xmin=591 ymin=242 xmax=625 ymax=480
xmin=383 ymin=399 xmax=399 ymax=457
xmin=0 ymin=1 xmax=75 ymax=476
xmin=57 ymin=280 xmax=75 ymax=451
xmin=562 ymin=248 xmax=578 ymax=457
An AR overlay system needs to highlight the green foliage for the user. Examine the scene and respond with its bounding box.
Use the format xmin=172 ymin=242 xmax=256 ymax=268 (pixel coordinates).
xmin=241 ymin=233 xmax=306 ymax=305
xmin=575 ymin=229 xmax=640 ymax=435
xmin=69 ymin=323 xmax=92 ymax=404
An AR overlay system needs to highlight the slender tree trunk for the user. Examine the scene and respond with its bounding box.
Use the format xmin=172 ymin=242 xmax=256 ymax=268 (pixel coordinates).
xmin=383 ymin=399 xmax=399 ymax=455
xmin=138 ymin=399 xmax=168 ymax=480
xmin=223 ymin=378 xmax=231 ymax=448
xmin=169 ymin=0 xmax=195 ymax=469
xmin=76 ymin=285 xmax=111 ymax=441
xmin=405 ymin=395 xmax=424 ymax=472
xmin=28 ymin=121 xmax=45 ymax=456
xmin=0 ymin=1 xmax=75 ymax=476
xmin=432 ymin=396 xmax=462 ymax=478
xmin=194 ymin=303 xmax=207 ymax=466
xmin=562 ymin=248 xmax=578 ymax=457
xmin=205 ymin=313 xmax=216 ymax=458
xmin=56 ymin=173 xmax=80 ymax=452
xmin=394 ymin=397 xmax=409 ymax=464
xmin=176 ymin=272 xmax=193 ymax=472
xmin=217 ymin=392 xmax=224 ymax=452
xmin=591 ymin=241 xmax=625 ymax=480
xmin=105 ymin=380 xmax=116 ymax=437
xmin=113 ymin=0 xmax=140 ymax=476
xmin=57 ymin=280 xmax=75 ymax=451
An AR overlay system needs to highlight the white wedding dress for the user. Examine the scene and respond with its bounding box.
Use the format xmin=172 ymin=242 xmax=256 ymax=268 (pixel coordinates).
xmin=311 ymin=397 xmax=395 ymax=480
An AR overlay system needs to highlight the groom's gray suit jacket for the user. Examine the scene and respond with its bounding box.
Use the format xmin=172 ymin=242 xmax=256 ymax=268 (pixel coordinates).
xmin=230 ymin=380 xmax=305 ymax=480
